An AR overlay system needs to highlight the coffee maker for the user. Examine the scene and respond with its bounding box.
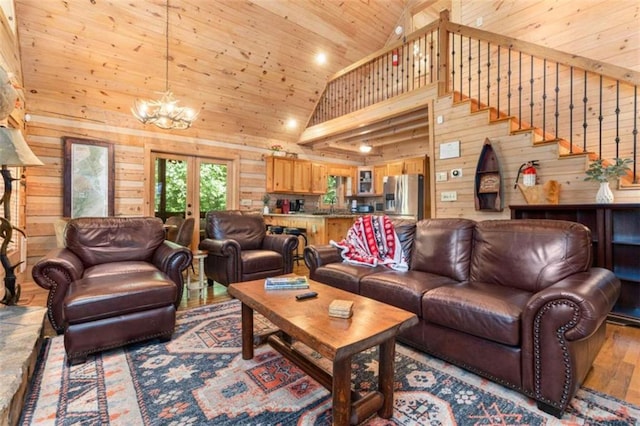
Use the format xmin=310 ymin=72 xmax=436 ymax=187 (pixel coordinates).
xmin=292 ymin=199 xmax=305 ymax=212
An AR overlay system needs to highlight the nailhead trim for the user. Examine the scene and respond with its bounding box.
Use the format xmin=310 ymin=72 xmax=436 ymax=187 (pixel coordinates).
xmin=532 ymin=299 xmax=579 ymax=410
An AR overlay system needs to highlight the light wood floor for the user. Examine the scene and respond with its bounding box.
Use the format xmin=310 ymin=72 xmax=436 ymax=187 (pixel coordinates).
xmin=15 ymin=263 xmax=640 ymax=406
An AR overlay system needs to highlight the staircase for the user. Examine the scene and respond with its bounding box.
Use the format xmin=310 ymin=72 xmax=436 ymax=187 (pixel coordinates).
xmin=302 ymin=10 xmax=640 ymax=190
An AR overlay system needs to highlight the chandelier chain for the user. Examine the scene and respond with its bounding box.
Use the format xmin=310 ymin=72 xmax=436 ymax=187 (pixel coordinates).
xmin=131 ymin=0 xmax=198 ymax=130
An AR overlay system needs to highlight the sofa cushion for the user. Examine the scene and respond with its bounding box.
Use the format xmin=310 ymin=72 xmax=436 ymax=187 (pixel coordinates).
xmin=410 ymin=218 xmax=475 ymax=281
xmin=312 ymin=263 xmax=386 ymax=294
xmin=422 ymin=281 xmax=532 ymax=346
xmin=65 ymin=217 xmax=165 ymax=267
xmin=390 ymin=219 xmax=417 ymax=268
xmin=241 ymin=249 xmax=283 ymax=274
xmin=84 ymin=261 xmax=159 ymax=279
xmin=361 ymin=270 xmax=459 ymax=316
xmin=64 ymin=271 xmax=177 ymax=324
xmin=470 ymin=219 xmax=592 ymax=292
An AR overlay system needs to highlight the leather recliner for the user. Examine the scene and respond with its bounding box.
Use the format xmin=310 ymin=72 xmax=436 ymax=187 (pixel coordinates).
xmin=198 ymin=210 xmax=298 ymax=286
xmin=32 ymin=217 xmax=192 ymax=365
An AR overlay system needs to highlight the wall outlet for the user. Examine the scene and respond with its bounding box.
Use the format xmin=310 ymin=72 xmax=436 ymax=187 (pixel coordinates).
xmin=435 ymin=172 xmax=448 ymax=182
xmin=441 ymin=191 xmax=457 ymax=201
xmin=450 ymin=168 xmax=463 ymax=178
xmin=436 ymin=115 xmax=444 ymax=124
xmin=240 ymin=199 xmax=253 ymax=206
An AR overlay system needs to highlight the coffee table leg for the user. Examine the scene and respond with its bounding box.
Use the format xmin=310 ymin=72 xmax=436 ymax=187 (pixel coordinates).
xmin=332 ymin=354 xmax=352 ymax=426
xmin=240 ymin=302 xmax=254 ymax=360
xmin=378 ymin=338 xmax=396 ymax=418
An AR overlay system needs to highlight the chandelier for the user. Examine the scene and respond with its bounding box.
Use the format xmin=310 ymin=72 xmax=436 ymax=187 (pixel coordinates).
xmin=131 ymin=0 xmax=198 ymax=130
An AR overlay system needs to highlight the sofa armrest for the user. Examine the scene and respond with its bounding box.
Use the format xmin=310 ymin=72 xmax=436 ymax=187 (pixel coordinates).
xmin=31 ymin=248 xmax=85 ymax=333
xmin=523 ymin=268 xmax=620 ymax=341
xmin=262 ymin=234 xmax=298 ymax=273
xmin=152 ymin=241 xmax=193 ymax=301
xmin=521 ymin=267 xmax=620 ymax=413
xmin=198 ymin=237 xmax=242 ymax=284
xmin=303 ymin=244 xmax=342 ymax=271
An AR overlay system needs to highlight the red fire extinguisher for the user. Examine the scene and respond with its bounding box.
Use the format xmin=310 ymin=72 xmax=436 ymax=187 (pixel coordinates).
xmin=392 ymin=50 xmax=399 ymax=67
xmin=514 ymin=160 xmax=539 ymax=188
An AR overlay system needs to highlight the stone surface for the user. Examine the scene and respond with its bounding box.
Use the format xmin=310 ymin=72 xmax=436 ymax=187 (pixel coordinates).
xmin=0 ymin=305 xmax=47 ymax=426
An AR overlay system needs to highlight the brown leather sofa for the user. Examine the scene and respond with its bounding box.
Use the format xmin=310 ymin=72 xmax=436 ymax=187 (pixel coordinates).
xmin=304 ymin=218 xmax=620 ymax=417
xmin=199 ymin=210 xmax=298 ymax=286
xmin=32 ymin=217 xmax=193 ymax=364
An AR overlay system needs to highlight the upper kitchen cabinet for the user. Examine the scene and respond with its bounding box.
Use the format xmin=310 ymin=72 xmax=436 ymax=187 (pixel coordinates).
xmin=266 ymin=156 xmax=294 ymax=193
xmin=311 ymin=163 xmax=328 ymax=194
xmin=293 ymin=160 xmax=312 ymax=193
xmin=373 ymin=164 xmax=388 ymax=195
xmin=357 ymin=167 xmax=375 ymax=196
xmin=387 ymin=157 xmax=426 ymax=176
xmin=266 ymin=157 xmax=327 ymax=195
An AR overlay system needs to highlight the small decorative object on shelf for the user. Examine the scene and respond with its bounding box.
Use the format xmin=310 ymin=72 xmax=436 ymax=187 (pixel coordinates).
xmin=264 ymin=276 xmax=309 ymax=290
xmin=584 ymin=157 xmax=632 ymax=204
xmin=262 ymin=193 xmax=270 ymax=214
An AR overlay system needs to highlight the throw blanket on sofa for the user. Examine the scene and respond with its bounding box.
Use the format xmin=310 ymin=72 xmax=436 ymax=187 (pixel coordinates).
xmin=330 ymin=215 xmax=408 ymax=271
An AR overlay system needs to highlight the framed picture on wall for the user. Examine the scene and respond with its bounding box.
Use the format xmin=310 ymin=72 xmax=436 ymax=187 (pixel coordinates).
xmin=63 ymin=137 xmax=115 ymax=218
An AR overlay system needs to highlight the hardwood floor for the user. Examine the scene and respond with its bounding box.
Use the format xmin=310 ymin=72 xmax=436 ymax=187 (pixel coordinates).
xmin=16 ymin=263 xmax=640 ymax=406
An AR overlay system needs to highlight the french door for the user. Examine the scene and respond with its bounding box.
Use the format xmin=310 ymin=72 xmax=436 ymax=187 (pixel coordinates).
xmin=150 ymin=152 xmax=232 ymax=249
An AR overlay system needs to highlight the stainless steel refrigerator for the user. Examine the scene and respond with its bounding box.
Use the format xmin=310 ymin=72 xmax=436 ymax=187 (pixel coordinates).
xmin=383 ymin=174 xmax=424 ymax=220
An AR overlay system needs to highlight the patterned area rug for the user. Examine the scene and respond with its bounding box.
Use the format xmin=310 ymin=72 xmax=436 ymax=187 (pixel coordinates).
xmin=21 ymin=300 xmax=639 ymax=425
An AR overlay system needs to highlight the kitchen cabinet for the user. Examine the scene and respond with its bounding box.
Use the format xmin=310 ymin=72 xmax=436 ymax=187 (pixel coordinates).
xmin=264 ymin=214 xmax=356 ymax=246
xmin=387 ymin=157 xmax=426 ymax=176
xmin=266 ymin=157 xmax=323 ymax=195
xmin=510 ymin=204 xmax=640 ymax=326
xmin=373 ymin=164 xmax=387 ymax=195
xmin=357 ymin=167 xmax=374 ymax=195
xmin=293 ymin=161 xmax=312 ymax=193
xmin=266 ymin=156 xmax=294 ymax=192
xmin=311 ymin=163 xmax=328 ymax=194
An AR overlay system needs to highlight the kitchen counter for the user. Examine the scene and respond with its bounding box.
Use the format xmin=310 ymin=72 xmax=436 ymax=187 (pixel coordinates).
xmin=265 ymin=213 xmax=359 ymax=218
xmin=263 ymin=214 xmax=357 ymax=246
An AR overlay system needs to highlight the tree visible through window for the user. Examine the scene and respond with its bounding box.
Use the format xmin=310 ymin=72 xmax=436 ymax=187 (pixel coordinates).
xmin=155 ymin=158 xmax=227 ymax=218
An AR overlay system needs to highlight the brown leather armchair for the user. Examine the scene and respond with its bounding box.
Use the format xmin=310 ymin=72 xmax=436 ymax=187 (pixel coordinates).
xmin=32 ymin=217 xmax=192 ymax=364
xmin=199 ymin=210 xmax=298 ymax=286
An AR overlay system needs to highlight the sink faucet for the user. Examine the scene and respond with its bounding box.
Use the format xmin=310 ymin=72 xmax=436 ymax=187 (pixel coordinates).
xmin=329 ymin=198 xmax=335 ymax=214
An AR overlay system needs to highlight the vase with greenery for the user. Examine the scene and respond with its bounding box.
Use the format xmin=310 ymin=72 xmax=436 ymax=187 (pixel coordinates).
xmin=584 ymin=157 xmax=632 ymax=203
xmin=262 ymin=193 xmax=270 ymax=214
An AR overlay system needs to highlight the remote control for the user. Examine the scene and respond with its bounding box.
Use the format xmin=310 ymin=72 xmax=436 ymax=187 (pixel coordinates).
xmin=296 ymin=291 xmax=318 ymax=300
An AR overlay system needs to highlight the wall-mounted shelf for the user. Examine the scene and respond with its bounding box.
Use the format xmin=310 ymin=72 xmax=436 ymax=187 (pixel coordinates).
xmin=474 ymin=138 xmax=503 ymax=211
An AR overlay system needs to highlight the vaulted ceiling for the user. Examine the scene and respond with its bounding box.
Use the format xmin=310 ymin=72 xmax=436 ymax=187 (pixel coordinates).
xmin=14 ymin=0 xmax=431 ymax=154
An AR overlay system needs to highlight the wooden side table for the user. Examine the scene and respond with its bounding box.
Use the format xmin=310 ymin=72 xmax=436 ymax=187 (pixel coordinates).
xmin=186 ymin=250 xmax=207 ymax=298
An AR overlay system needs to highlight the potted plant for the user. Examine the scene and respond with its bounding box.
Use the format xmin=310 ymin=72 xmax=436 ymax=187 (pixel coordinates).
xmin=584 ymin=157 xmax=632 ymax=203
xmin=262 ymin=193 xmax=270 ymax=214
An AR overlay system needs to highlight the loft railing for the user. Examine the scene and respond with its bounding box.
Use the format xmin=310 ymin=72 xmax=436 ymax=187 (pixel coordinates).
xmin=308 ymin=10 xmax=640 ymax=184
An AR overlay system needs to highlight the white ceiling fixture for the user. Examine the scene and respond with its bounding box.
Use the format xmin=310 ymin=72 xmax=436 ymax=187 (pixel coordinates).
xmin=359 ymin=144 xmax=372 ymax=153
xmin=131 ymin=0 xmax=198 ymax=130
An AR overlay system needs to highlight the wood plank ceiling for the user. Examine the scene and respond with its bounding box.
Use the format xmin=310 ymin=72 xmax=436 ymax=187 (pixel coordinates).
xmin=14 ymin=0 xmax=412 ymax=154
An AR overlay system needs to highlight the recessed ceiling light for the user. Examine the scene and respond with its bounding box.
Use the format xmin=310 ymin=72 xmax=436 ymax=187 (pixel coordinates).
xmin=394 ymin=26 xmax=404 ymax=36
xmin=315 ymin=52 xmax=327 ymax=65
xmin=359 ymin=144 xmax=372 ymax=153
xmin=286 ymin=118 xmax=297 ymax=129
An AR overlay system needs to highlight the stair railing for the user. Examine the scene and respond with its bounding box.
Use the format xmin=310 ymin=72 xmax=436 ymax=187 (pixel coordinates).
xmin=308 ymin=10 xmax=640 ymax=184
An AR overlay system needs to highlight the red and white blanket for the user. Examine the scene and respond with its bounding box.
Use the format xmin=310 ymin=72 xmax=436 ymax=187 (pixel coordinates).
xmin=330 ymin=215 xmax=408 ymax=271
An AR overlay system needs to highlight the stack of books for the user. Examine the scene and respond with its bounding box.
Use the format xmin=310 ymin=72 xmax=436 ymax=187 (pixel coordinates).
xmin=264 ymin=276 xmax=309 ymax=290
xmin=328 ymin=299 xmax=354 ymax=318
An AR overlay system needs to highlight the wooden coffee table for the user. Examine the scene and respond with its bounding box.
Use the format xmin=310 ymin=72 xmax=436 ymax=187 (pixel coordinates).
xmin=228 ymin=276 xmax=418 ymax=426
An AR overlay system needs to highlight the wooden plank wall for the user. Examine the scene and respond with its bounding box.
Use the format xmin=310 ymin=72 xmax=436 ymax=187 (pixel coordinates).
xmin=4 ymin=1 xmax=640 ymax=268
